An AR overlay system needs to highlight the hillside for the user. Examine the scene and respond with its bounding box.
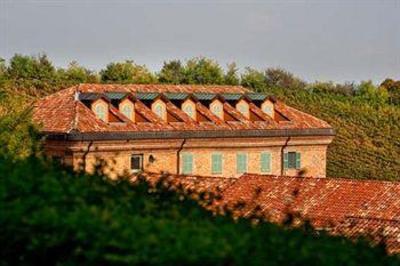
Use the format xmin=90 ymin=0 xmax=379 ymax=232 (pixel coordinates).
xmin=262 ymin=87 xmax=400 ymax=180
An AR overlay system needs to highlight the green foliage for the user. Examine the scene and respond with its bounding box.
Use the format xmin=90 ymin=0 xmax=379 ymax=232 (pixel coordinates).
xmin=308 ymin=81 xmax=355 ymax=96
xmin=265 ymin=67 xmax=306 ymax=90
xmin=57 ymin=61 xmax=99 ymax=86
xmin=158 ymin=60 xmax=185 ymax=84
xmin=0 ymin=156 xmax=398 ymax=265
xmin=100 ymin=60 xmax=157 ymax=84
xmin=7 ymin=54 xmax=58 ymax=92
xmin=240 ymin=67 xmax=265 ymax=91
xmin=0 ymin=92 xmax=40 ymax=160
xmin=183 ymin=57 xmax=225 ymax=85
xmin=381 ymin=78 xmax=400 ymax=105
xmin=355 ymin=80 xmax=389 ymax=105
xmin=256 ymin=86 xmax=400 ymax=180
xmin=224 ymin=62 xmax=240 ymax=85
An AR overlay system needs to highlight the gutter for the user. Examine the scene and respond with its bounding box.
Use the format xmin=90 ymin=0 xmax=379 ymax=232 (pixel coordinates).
xmin=281 ymin=136 xmax=291 ymax=176
xmin=82 ymin=141 xmax=93 ymax=172
xmin=43 ymin=128 xmax=335 ymax=141
xmin=176 ymin=139 xmax=187 ymax=174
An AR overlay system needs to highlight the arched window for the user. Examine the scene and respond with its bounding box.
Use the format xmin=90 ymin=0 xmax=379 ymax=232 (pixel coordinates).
xmin=182 ymin=100 xmax=196 ymax=120
xmin=261 ymin=100 xmax=274 ymax=118
xmin=183 ymin=104 xmax=194 ymax=119
xmin=210 ymin=100 xmax=223 ymax=120
xmin=95 ymin=104 xmax=107 ymax=122
xmin=121 ymin=104 xmax=133 ymax=120
xmin=153 ymin=102 xmax=166 ymax=121
xmin=236 ymin=100 xmax=249 ymax=118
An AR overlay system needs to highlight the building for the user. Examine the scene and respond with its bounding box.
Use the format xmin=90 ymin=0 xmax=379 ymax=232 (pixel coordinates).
xmin=137 ymin=172 xmax=400 ymax=254
xmin=33 ymin=84 xmax=334 ymax=178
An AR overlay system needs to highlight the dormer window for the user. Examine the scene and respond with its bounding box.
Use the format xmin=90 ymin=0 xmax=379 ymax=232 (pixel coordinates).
xmin=236 ymin=100 xmax=250 ymax=118
xmin=210 ymin=99 xmax=223 ymax=120
xmin=119 ymin=99 xmax=135 ymax=121
xmin=261 ymin=100 xmax=274 ymax=118
xmin=152 ymin=99 xmax=167 ymax=121
xmin=182 ymin=99 xmax=196 ymax=120
xmin=92 ymin=99 xmax=108 ymax=122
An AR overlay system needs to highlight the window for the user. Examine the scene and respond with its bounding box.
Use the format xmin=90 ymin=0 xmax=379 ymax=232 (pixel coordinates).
xmin=236 ymin=101 xmax=249 ymax=118
xmin=153 ymin=102 xmax=166 ymax=120
xmin=236 ymin=153 xmax=248 ymax=174
xmin=284 ymin=152 xmax=301 ymax=170
xmin=121 ymin=104 xmax=133 ymax=120
xmin=210 ymin=101 xmax=223 ymax=119
xmin=181 ymin=153 xmax=193 ymax=174
xmin=131 ymin=154 xmax=143 ymax=173
xmin=260 ymin=152 xmax=271 ymax=173
xmin=95 ymin=104 xmax=107 ymax=122
xmin=211 ymin=153 xmax=223 ymax=174
xmin=183 ymin=104 xmax=195 ymax=119
xmin=262 ymin=105 xmax=273 ymax=117
xmin=261 ymin=101 xmax=274 ymax=118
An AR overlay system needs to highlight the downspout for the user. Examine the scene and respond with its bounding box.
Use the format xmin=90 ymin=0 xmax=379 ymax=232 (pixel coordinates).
xmin=176 ymin=138 xmax=187 ymax=174
xmin=281 ymin=136 xmax=291 ymax=176
xmin=82 ymin=141 xmax=94 ymax=172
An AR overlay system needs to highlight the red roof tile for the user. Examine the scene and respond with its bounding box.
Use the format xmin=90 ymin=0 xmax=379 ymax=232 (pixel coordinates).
xmin=33 ymin=84 xmax=332 ymax=135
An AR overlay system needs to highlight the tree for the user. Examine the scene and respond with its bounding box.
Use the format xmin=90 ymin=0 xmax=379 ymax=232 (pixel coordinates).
xmin=265 ymin=68 xmax=306 ymax=90
xmin=380 ymin=78 xmax=400 ymax=105
xmin=240 ymin=67 xmax=265 ymax=91
xmin=356 ymin=80 xmax=388 ymax=105
xmin=100 ymin=60 xmax=156 ymax=84
xmin=224 ymin=63 xmax=240 ymax=85
xmin=183 ymin=57 xmax=224 ymax=85
xmin=158 ymin=60 xmax=185 ymax=84
xmin=58 ymin=61 xmax=99 ymax=85
xmin=0 ymin=58 xmax=6 ymax=86
xmin=7 ymin=54 xmax=58 ymax=91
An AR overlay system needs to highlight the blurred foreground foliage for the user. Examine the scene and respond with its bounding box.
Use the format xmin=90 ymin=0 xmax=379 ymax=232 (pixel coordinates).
xmin=0 ymin=156 xmax=399 ymax=265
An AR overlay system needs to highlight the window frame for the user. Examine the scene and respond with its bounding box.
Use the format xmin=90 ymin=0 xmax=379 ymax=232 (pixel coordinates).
xmin=260 ymin=152 xmax=272 ymax=173
xmin=92 ymin=100 xmax=108 ymax=122
xmin=130 ymin=154 xmax=143 ymax=173
xmin=119 ymin=100 xmax=134 ymax=121
xmin=236 ymin=100 xmax=250 ymax=118
xmin=284 ymin=152 xmax=301 ymax=170
xmin=236 ymin=152 xmax=248 ymax=174
xmin=210 ymin=100 xmax=224 ymax=120
xmin=211 ymin=152 xmax=223 ymax=175
xmin=181 ymin=152 xmax=194 ymax=175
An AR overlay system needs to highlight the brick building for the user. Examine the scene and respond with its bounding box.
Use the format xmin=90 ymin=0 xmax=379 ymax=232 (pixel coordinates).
xmin=33 ymin=84 xmax=334 ymax=178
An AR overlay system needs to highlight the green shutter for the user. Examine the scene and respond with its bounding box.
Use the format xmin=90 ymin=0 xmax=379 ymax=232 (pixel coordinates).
xmin=260 ymin=152 xmax=271 ymax=173
xmin=182 ymin=153 xmax=193 ymax=174
xmin=237 ymin=153 xmax=247 ymax=174
xmin=284 ymin=152 xmax=289 ymax=170
xmin=211 ymin=153 xmax=222 ymax=174
xmin=295 ymin=152 xmax=301 ymax=169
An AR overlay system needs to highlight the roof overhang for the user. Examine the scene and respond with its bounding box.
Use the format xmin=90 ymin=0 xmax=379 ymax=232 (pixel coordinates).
xmin=43 ymin=128 xmax=335 ymax=141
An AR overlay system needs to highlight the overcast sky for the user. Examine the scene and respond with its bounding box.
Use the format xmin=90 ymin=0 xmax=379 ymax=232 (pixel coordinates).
xmin=1 ymin=0 xmax=399 ymax=83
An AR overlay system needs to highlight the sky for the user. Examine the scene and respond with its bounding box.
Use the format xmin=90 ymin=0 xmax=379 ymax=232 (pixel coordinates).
xmin=1 ymin=0 xmax=399 ymax=83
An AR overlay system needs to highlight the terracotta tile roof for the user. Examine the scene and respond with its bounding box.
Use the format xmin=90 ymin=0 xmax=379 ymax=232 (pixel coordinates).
xmin=132 ymin=171 xmax=400 ymax=253
xmin=33 ymin=84 xmax=333 ymax=136
xmin=132 ymin=172 xmax=235 ymax=195
xmin=215 ymin=173 xmax=400 ymax=253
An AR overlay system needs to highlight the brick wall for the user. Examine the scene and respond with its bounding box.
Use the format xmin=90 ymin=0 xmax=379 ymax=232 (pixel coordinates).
xmin=44 ymin=136 xmax=333 ymax=179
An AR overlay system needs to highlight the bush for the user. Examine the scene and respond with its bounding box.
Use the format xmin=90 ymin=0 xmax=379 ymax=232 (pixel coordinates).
xmin=0 ymin=156 xmax=398 ymax=265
